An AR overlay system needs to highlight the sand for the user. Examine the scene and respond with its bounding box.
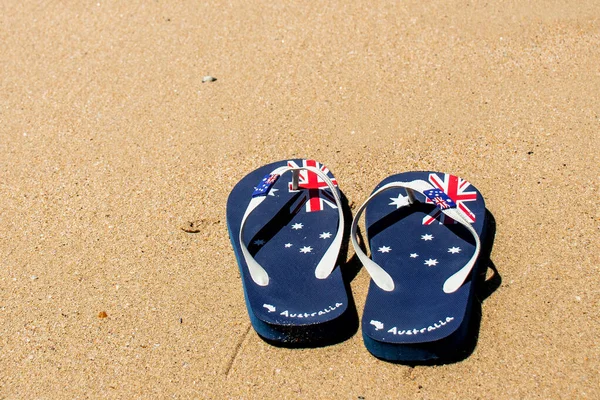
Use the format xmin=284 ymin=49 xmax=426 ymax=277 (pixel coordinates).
xmin=1 ymin=1 xmax=598 ymax=398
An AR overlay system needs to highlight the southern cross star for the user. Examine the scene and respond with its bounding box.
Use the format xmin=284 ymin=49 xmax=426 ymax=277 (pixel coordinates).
xmin=424 ymin=258 xmax=438 ymax=267
xmin=253 ymin=239 xmax=265 ymax=246
xmin=389 ymin=194 xmax=410 ymax=209
xmin=377 ymin=246 xmax=391 ymax=253
xmin=448 ymin=246 xmax=461 ymax=254
xmin=284 ymin=243 xmax=293 ymax=248
xmin=299 ymin=246 xmax=313 ymax=254
xmin=291 ymin=223 xmax=303 ymax=230
xmin=319 ymin=232 xmax=332 ymax=239
xmin=421 ymin=233 xmax=434 ymax=241
xmin=410 ymin=253 xmax=419 ymax=258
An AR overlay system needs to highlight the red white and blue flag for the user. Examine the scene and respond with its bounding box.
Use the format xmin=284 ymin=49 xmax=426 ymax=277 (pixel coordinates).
xmin=287 ymin=160 xmax=338 ymax=213
xmin=422 ymin=174 xmax=477 ymax=225
xmin=252 ymin=173 xmax=280 ymax=197
xmin=423 ymin=188 xmax=457 ymax=210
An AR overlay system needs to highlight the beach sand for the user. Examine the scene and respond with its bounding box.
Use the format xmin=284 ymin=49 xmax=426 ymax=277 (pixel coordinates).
xmin=1 ymin=1 xmax=598 ymax=398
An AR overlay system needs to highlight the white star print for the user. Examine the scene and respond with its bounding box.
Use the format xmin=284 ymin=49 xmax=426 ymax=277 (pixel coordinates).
xmin=424 ymin=259 xmax=438 ymax=267
xmin=410 ymin=253 xmax=419 ymax=258
xmin=267 ymin=188 xmax=279 ymax=197
xmin=448 ymin=246 xmax=461 ymax=254
xmin=377 ymin=246 xmax=391 ymax=253
xmin=253 ymin=239 xmax=265 ymax=246
xmin=389 ymin=194 xmax=410 ymax=209
xmin=319 ymin=232 xmax=332 ymax=239
xmin=299 ymin=246 xmax=313 ymax=254
xmin=421 ymin=234 xmax=434 ymax=241
xmin=284 ymin=243 xmax=292 ymax=248
xmin=291 ymin=223 xmax=303 ymax=230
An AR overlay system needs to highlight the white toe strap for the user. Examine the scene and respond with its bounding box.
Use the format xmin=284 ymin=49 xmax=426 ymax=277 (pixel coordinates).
xmin=351 ymin=179 xmax=481 ymax=293
xmin=239 ymin=165 xmax=344 ymax=286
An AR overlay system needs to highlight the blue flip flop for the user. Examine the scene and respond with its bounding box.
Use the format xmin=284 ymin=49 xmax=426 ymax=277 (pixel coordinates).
xmin=351 ymin=171 xmax=489 ymax=362
xmin=227 ymin=159 xmax=351 ymax=346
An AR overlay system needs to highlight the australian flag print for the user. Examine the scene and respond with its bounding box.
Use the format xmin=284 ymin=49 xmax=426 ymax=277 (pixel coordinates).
xmin=423 ymin=188 xmax=457 ymax=210
xmin=362 ymin=171 xmax=487 ymax=344
xmin=287 ymin=159 xmax=338 ymax=213
xmin=246 ymin=160 xmax=340 ymax=262
xmin=252 ymin=173 xmax=280 ymax=197
xmin=227 ymin=159 xmax=349 ymax=338
xmin=423 ymin=173 xmax=477 ymax=225
xmin=237 ymin=159 xmax=345 ymax=325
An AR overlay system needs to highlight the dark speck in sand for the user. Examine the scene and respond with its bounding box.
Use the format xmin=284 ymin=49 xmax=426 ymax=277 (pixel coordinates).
xmin=181 ymin=220 xmax=202 ymax=233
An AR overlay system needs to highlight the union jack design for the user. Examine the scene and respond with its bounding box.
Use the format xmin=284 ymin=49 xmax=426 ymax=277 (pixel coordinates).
xmin=422 ymin=174 xmax=477 ymax=225
xmin=423 ymin=188 xmax=456 ymax=210
xmin=252 ymin=173 xmax=280 ymax=197
xmin=287 ymin=159 xmax=338 ymax=213
xmin=433 ymin=197 xmax=450 ymax=209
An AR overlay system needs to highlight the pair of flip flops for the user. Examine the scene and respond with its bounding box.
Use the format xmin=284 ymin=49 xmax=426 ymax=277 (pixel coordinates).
xmin=227 ymin=159 xmax=489 ymax=362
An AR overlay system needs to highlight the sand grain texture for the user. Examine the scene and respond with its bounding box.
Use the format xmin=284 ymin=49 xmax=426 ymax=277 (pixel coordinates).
xmin=0 ymin=1 xmax=598 ymax=398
